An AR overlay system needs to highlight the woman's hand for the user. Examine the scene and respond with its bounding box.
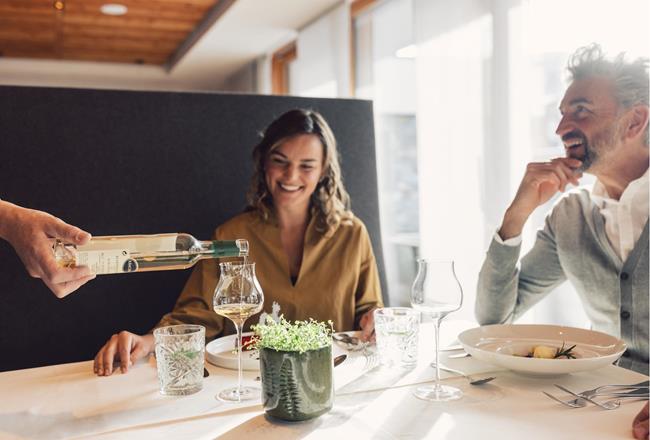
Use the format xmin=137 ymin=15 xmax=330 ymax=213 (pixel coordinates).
xmin=359 ymin=308 xmax=377 ymax=342
xmin=94 ymin=331 xmax=154 ymax=376
xmin=632 ymin=402 xmax=649 ymax=439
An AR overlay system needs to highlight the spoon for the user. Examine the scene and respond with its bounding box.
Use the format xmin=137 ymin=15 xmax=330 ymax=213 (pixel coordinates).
xmin=430 ymin=362 xmax=496 ymax=386
xmin=334 ymin=354 xmax=347 ymax=367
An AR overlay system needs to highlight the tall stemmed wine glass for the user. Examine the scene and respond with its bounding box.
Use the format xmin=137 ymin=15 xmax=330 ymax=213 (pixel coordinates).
xmin=410 ymin=259 xmax=464 ymax=401
xmin=213 ymin=261 xmax=264 ymax=402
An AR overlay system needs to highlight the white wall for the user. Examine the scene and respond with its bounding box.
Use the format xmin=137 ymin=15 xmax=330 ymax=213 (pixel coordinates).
xmin=220 ymin=61 xmax=257 ymax=93
xmin=289 ymin=2 xmax=351 ymax=98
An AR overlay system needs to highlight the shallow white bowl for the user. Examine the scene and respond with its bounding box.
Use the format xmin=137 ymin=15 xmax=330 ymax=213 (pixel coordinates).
xmin=458 ymin=324 xmax=626 ymax=376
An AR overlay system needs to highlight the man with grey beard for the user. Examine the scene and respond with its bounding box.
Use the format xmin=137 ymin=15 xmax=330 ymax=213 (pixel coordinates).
xmin=476 ymin=43 xmax=649 ymax=379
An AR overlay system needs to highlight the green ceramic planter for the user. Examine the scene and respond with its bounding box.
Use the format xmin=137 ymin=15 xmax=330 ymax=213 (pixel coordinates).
xmin=259 ymin=344 xmax=333 ymax=421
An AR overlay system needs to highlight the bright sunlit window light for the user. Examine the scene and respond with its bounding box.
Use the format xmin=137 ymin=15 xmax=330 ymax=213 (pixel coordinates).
xmin=100 ymin=3 xmax=128 ymax=16
xmin=395 ymin=44 xmax=418 ymax=59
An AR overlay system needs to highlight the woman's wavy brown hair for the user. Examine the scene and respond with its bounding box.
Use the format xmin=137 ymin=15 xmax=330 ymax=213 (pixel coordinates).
xmin=246 ymin=109 xmax=352 ymax=234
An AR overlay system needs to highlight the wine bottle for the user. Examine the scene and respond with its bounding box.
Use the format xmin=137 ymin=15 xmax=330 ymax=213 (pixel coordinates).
xmin=53 ymin=233 xmax=248 ymax=275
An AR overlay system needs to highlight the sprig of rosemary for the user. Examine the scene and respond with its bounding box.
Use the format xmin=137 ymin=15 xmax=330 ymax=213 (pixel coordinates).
xmin=553 ymin=342 xmax=577 ymax=359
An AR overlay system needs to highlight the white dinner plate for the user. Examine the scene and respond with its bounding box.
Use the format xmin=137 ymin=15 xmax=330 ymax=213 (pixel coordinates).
xmin=458 ymin=324 xmax=626 ymax=376
xmin=205 ymin=332 xmax=260 ymax=371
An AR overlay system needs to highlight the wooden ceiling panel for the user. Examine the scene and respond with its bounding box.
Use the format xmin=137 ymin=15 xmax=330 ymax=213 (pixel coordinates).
xmin=64 ymin=1 xmax=210 ymax=22
xmin=63 ymin=15 xmax=197 ymax=32
xmin=0 ymin=23 xmax=56 ymax=43
xmin=61 ymin=48 xmax=168 ymax=65
xmin=62 ymin=24 xmax=188 ymax=43
xmin=64 ymin=37 xmax=178 ymax=54
xmin=0 ymin=0 xmax=234 ymax=66
xmin=0 ymin=1 xmax=53 ymax=17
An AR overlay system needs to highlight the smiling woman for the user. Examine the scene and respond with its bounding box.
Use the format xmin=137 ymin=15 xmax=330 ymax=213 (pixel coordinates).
xmin=92 ymin=108 xmax=384 ymax=376
xmin=264 ymin=134 xmax=324 ymax=215
xmin=248 ymin=109 xmax=351 ymax=234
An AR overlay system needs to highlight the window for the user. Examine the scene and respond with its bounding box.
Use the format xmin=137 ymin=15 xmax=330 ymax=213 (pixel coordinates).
xmin=351 ymin=0 xmax=649 ymax=323
xmin=354 ymin=0 xmax=419 ymax=306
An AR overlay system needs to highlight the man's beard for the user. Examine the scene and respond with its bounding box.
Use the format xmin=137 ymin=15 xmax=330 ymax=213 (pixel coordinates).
xmin=563 ymin=130 xmax=596 ymax=172
xmin=563 ymin=123 xmax=620 ymax=173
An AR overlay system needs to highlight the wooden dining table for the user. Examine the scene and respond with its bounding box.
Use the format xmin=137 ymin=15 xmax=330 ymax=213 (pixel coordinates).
xmin=0 ymin=321 xmax=646 ymax=439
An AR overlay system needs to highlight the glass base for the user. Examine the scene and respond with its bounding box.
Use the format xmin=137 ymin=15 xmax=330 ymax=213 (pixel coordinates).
xmin=413 ymin=383 xmax=463 ymax=402
xmin=160 ymin=383 xmax=202 ymax=396
xmin=217 ymin=386 xmax=260 ymax=403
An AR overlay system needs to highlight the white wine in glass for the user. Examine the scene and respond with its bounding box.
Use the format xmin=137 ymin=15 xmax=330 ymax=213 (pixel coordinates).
xmin=213 ymin=261 xmax=264 ymax=402
xmin=410 ymin=259 xmax=463 ymax=402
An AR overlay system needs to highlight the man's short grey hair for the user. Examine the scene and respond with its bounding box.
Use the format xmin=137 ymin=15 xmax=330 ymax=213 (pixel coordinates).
xmin=567 ymin=43 xmax=649 ymax=145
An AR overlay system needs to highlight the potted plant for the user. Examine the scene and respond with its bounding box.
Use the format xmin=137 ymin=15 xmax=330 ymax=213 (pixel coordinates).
xmin=252 ymin=318 xmax=334 ymax=421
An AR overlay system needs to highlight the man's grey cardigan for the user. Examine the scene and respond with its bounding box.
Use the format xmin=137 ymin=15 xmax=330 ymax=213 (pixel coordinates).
xmin=476 ymin=189 xmax=649 ymax=374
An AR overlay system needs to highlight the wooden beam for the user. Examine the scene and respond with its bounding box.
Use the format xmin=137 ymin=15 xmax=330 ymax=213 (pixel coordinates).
xmin=349 ymin=0 xmax=377 ymax=97
xmin=165 ymin=0 xmax=237 ymax=71
xmin=271 ymin=41 xmax=297 ymax=95
xmin=351 ymin=0 xmax=376 ymax=18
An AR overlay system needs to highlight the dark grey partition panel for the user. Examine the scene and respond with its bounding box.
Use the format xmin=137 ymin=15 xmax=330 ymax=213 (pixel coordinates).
xmin=0 ymin=86 xmax=385 ymax=371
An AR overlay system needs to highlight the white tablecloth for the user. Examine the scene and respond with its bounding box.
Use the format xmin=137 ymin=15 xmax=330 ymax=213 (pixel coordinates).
xmin=0 ymin=322 xmax=646 ymax=440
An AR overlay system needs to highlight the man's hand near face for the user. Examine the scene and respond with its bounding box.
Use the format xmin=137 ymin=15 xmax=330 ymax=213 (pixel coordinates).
xmin=499 ymin=157 xmax=583 ymax=240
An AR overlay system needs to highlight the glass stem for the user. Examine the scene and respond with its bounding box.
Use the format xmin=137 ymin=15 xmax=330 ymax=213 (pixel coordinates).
xmin=235 ymin=322 xmax=243 ymax=402
xmin=433 ymin=316 xmax=441 ymax=388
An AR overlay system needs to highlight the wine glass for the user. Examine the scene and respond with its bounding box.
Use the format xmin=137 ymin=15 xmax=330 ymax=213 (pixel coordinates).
xmin=410 ymin=259 xmax=464 ymax=401
xmin=213 ymin=261 xmax=264 ymax=402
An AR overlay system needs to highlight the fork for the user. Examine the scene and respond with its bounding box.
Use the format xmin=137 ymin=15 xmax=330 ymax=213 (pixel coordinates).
xmin=544 ymin=385 xmax=649 ymax=409
xmin=566 ymin=380 xmax=649 ymax=406
xmin=553 ymin=384 xmax=621 ymax=410
xmin=542 ymin=385 xmax=648 ymax=409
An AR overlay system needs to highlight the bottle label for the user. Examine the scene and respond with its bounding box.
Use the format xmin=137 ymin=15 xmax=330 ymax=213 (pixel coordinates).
xmin=77 ymin=249 xmax=134 ymax=274
xmin=74 ymin=235 xmax=177 ymax=274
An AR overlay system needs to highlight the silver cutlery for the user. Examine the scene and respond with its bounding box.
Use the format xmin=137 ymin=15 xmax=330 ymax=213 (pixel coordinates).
xmin=447 ymin=351 xmax=470 ymax=359
xmin=332 ymin=333 xmax=369 ymax=352
xmin=439 ymin=344 xmax=464 ymax=352
xmin=543 ymin=383 xmax=649 ymax=409
xmin=553 ymin=384 xmax=621 ymax=410
xmin=430 ymin=363 xmax=496 ymax=385
xmin=543 ymin=391 xmax=585 ymax=408
xmin=567 ymin=380 xmax=649 ymax=406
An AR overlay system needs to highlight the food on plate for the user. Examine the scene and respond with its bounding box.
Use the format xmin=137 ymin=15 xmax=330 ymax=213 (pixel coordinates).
xmin=230 ymin=334 xmax=256 ymax=352
xmin=532 ymin=345 xmax=557 ymax=359
xmin=517 ymin=342 xmax=577 ymax=359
